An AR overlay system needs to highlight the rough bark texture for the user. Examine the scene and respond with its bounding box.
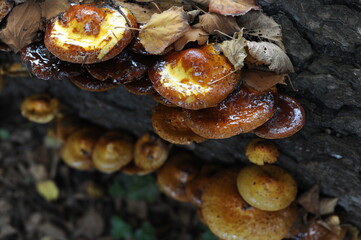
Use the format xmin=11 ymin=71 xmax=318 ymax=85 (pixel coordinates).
xmin=1 ymin=0 xmax=361 ymax=228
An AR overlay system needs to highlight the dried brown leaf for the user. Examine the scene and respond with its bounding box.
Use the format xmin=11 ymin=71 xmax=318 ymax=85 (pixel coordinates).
xmin=238 ymin=11 xmax=284 ymax=49
xmin=209 ymin=0 xmax=260 ymax=16
xmin=40 ymin=0 xmax=70 ymax=20
xmin=219 ymin=32 xmax=247 ymax=70
xmin=76 ymin=208 xmax=104 ymax=239
xmin=0 ymin=0 xmax=13 ymax=23
xmin=139 ymin=6 xmax=190 ymax=54
xmin=199 ymin=13 xmax=241 ymax=35
xmin=0 ymin=1 xmax=41 ymax=53
xmin=156 ymin=0 xmax=192 ymax=11
xmin=174 ymin=27 xmax=208 ymax=51
xmin=242 ymin=70 xmax=285 ymax=91
xmin=320 ymin=197 xmax=338 ymax=215
xmin=187 ymin=10 xmax=201 ymax=23
xmin=192 ymin=0 xmax=209 ymax=6
xmin=115 ymin=2 xmax=158 ymax=24
xmin=298 ymin=184 xmax=320 ymax=215
xmin=247 ymin=41 xmax=294 ymax=74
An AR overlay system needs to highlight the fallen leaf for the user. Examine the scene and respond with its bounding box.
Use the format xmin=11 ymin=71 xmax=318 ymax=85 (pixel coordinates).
xmin=114 ymin=2 xmax=158 ymax=24
xmin=38 ymin=222 xmax=67 ymax=240
xmin=40 ymin=0 xmax=70 ymax=20
xmin=198 ymin=13 xmax=241 ymax=35
xmin=238 ymin=11 xmax=284 ymax=49
xmin=0 ymin=0 xmax=41 ymax=52
xmin=187 ymin=10 xmax=201 ymax=23
xmin=156 ymin=0 xmax=192 ymax=11
xmin=139 ymin=6 xmax=190 ymax=54
xmin=174 ymin=27 xmax=208 ymax=51
xmin=209 ymin=0 xmax=260 ymax=16
xmin=191 ymin=0 xmax=209 ymax=6
xmin=219 ymin=32 xmax=247 ymax=70
xmin=76 ymin=208 xmax=104 ymax=239
xmin=298 ymin=184 xmax=320 ymax=215
xmin=242 ymin=70 xmax=285 ymax=91
xmin=36 ymin=180 xmax=59 ymax=201
xmin=320 ymin=197 xmax=338 ymax=215
xmin=247 ymin=41 xmax=294 ymax=74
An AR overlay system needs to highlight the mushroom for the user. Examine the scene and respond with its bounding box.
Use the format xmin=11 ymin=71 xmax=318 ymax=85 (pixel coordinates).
xmin=92 ymin=131 xmax=134 ymax=174
xmin=183 ymin=84 xmax=277 ymax=139
xmin=134 ymin=133 xmax=171 ymax=171
xmin=245 ymin=138 xmax=279 ymax=165
xmin=236 ymin=165 xmax=297 ymax=211
xmin=55 ymin=115 xmax=85 ymax=142
xmin=253 ymin=94 xmax=305 ymax=139
xmin=121 ymin=162 xmax=155 ymax=176
xmin=69 ymin=72 xmax=118 ymax=92
xmin=152 ymin=104 xmax=207 ymax=145
xmin=60 ymin=127 xmax=102 ymax=170
xmin=148 ymin=44 xmax=240 ymax=110
xmin=44 ymin=4 xmax=137 ymax=64
xmin=157 ymin=152 xmax=200 ymax=202
xmin=152 ymin=93 xmax=178 ymax=107
xmin=123 ymin=77 xmax=156 ymax=95
xmin=201 ymin=169 xmax=297 ymax=240
xmin=21 ymin=94 xmax=60 ymax=124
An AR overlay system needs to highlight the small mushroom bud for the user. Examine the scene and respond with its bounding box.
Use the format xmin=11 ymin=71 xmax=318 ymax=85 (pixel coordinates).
xmin=245 ymin=138 xmax=279 ymax=165
xmin=21 ymin=94 xmax=60 ymax=123
xmin=148 ymin=44 xmax=240 ymax=110
xmin=254 ymin=94 xmax=305 ymax=139
xmin=183 ymin=84 xmax=277 ymax=139
xmin=44 ymin=4 xmax=137 ymax=64
xmin=69 ymin=72 xmax=118 ymax=92
xmin=60 ymin=127 xmax=102 ymax=170
xmin=152 ymin=104 xmax=207 ymax=145
xmin=236 ymin=165 xmax=297 ymax=211
xmin=134 ymin=133 xmax=171 ymax=171
xmin=92 ymin=131 xmax=134 ymax=174
xmin=201 ymin=169 xmax=297 ymax=240
xmin=157 ymin=152 xmax=200 ymax=202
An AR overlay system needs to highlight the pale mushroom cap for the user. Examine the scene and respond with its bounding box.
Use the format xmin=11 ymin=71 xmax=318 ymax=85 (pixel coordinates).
xmin=245 ymin=138 xmax=279 ymax=165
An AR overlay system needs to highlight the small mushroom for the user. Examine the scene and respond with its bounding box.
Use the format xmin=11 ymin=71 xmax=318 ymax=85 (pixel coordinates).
xmin=123 ymin=77 xmax=156 ymax=95
xmin=183 ymin=84 xmax=277 ymax=139
xmin=157 ymin=152 xmax=200 ymax=202
xmin=55 ymin=115 xmax=85 ymax=142
xmin=201 ymin=169 xmax=297 ymax=240
xmin=245 ymin=138 xmax=279 ymax=165
xmin=121 ymin=162 xmax=155 ymax=176
xmin=69 ymin=72 xmax=118 ymax=92
xmin=134 ymin=133 xmax=171 ymax=171
xmin=236 ymin=165 xmax=297 ymax=211
xmin=21 ymin=94 xmax=60 ymax=124
xmin=152 ymin=104 xmax=207 ymax=145
xmin=253 ymin=94 xmax=305 ymax=139
xmin=92 ymin=131 xmax=134 ymax=174
xmin=148 ymin=44 xmax=240 ymax=110
xmin=44 ymin=4 xmax=137 ymax=64
xmin=60 ymin=127 xmax=102 ymax=170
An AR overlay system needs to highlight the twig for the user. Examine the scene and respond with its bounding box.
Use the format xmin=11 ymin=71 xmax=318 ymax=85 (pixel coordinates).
xmin=208 ymin=70 xmax=237 ymax=85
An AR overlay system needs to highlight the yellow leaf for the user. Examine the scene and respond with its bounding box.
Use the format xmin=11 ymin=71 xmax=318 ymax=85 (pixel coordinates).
xmin=36 ymin=180 xmax=59 ymax=201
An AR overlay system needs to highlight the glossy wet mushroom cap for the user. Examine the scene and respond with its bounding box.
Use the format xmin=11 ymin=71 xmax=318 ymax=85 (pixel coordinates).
xmin=183 ymin=84 xmax=277 ymax=139
xmin=245 ymin=138 xmax=279 ymax=165
xmin=92 ymin=131 xmax=134 ymax=174
xmin=123 ymin=77 xmax=156 ymax=95
xmin=149 ymin=44 xmax=241 ymax=110
xmin=253 ymin=94 xmax=305 ymax=139
xmin=44 ymin=4 xmax=137 ymax=64
xmin=152 ymin=104 xmax=207 ymax=145
xmin=152 ymin=93 xmax=178 ymax=107
xmin=21 ymin=94 xmax=60 ymax=124
xmin=69 ymin=72 xmax=118 ymax=92
xmin=201 ymin=169 xmax=297 ymax=240
xmin=60 ymin=127 xmax=102 ymax=170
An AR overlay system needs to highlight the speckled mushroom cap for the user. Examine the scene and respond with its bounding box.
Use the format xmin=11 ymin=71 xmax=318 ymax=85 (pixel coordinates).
xmin=21 ymin=94 xmax=60 ymax=124
xmin=201 ymin=169 xmax=297 ymax=240
xmin=44 ymin=4 xmax=137 ymax=64
xmin=245 ymin=138 xmax=279 ymax=165
xmin=92 ymin=131 xmax=134 ymax=174
xmin=149 ymin=44 xmax=241 ymax=110
xmin=157 ymin=152 xmax=200 ymax=202
xmin=237 ymin=165 xmax=297 ymax=211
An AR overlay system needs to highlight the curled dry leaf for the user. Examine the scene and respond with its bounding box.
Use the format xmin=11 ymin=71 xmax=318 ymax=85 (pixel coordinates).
xmin=156 ymin=0 xmax=193 ymax=11
xmin=174 ymin=27 xmax=208 ymax=51
xmin=187 ymin=10 xmax=201 ymax=23
xmin=0 ymin=0 xmax=41 ymax=53
xmin=139 ymin=6 xmax=190 ymax=54
xmin=238 ymin=11 xmax=284 ymax=49
xmin=242 ymin=70 xmax=286 ymax=91
xmin=191 ymin=0 xmax=209 ymax=6
xmin=298 ymin=184 xmax=320 ymax=215
xmin=209 ymin=0 xmax=260 ymax=16
xmin=219 ymin=32 xmax=247 ymax=70
xmin=198 ymin=13 xmax=241 ymax=35
xmin=114 ymin=2 xmax=158 ymax=24
xmin=247 ymin=41 xmax=294 ymax=74
xmin=319 ymin=197 xmax=338 ymax=216
xmin=40 ymin=0 xmax=71 ymax=20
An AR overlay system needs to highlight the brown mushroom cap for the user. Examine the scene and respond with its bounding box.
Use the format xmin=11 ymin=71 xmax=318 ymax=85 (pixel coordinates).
xmin=123 ymin=77 xmax=156 ymax=95
xmin=183 ymin=84 xmax=277 ymax=139
xmin=55 ymin=115 xmax=85 ymax=142
xmin=152 ymin=93 xmax=178 ymax=107
xmin=69 ymin=72 xmax=118 ymax=92
xmin=157 ymin=152 xmax=200 ymax=202
xmin=21 ymin=94 xmax=60 ymax=124
xmin=134 ymin=133 xmax=171 ymax=171
xmin=253 ymin=94 xmax=305 ymax=139
xmin=201 ymin=169 xmax=297 ymax=240
xmin=121 ymin=162 xmax=155 ymax=176
xmin=44 ymin=4 xmax=137 ymax=64
xmin=92 ymin=131 xmax=134 ymax=174
xmin=152 ymin=104 xmax=207 ymax=145
xmin=148 ymin=44 xmax=240 ymax=110
xmin=236 ymin=165 xmax=297 ymax=211
xmin=245 ymin=138 xmax=279 ymax=165
xmin=60 ymin=127 xmax=102 ymax=170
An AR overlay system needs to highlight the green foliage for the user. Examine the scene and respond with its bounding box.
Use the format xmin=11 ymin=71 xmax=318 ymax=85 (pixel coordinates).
xmin=110 ymin=216 xmax=133 ymax=240
xmin=201 ymin=225 xmax=218 ymax=240
xmin=0 ymin=128 xmax=9 ymax=140
xmin=134 ymin=222 xmax=157 ymax=240
xmin=109 ymin=174 xmax=160 ymax=203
